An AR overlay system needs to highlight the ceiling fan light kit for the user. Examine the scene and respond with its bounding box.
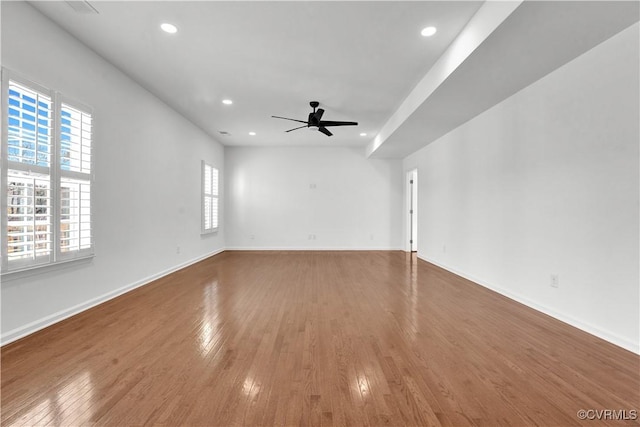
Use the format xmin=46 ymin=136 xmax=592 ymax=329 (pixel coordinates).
xmin=272 ymin=101 xmax=358 ymax=137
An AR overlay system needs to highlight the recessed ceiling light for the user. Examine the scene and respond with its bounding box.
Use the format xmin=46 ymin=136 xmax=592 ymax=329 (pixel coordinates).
xmin=222 ymin=99 xmax=233 ymax=105
xmin=421 ymin=26 xmax=437 ymax=37
xmin=161 ymin=23 xmax=178 ymax=34
xmin=249 ymin=132 xmax=256 ymax=136
xmin=360 ymin=133 xmax=367 ymax=137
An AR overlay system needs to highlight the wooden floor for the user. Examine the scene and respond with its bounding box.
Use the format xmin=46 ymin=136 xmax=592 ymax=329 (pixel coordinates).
xmin=1 ymin=251 xmax=638 ymax=426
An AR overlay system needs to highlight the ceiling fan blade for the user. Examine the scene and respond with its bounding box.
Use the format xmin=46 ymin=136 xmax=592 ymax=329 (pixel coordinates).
xmin=272 ymin=115 xmax=308 ymax=124
xmin=318 ymin=126 xmax=333 ymax=137
xmin=314 ymin=108 xmax=325 ymax=122
xmin=318 ymin=121 xmax=358 ymax=127
xmin=285 ymin=124 xmax=309 ymax=132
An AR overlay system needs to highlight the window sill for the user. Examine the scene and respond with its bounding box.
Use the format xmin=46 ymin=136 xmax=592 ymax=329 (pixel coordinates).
xmin=1 ymin=254 xmax=95 ymax=283
xmin=201 ymin=228 xmax=219 ymax=236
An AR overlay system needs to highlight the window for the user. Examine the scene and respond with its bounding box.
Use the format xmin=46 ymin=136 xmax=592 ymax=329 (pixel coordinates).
xmin=201 ymin=161 xmax=218 ymax=233
xmin=1 ymin=70 xmax=94 ymax=273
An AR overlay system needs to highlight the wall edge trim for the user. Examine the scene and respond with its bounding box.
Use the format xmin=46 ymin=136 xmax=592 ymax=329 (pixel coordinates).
xmin=225 ymin=247 xmax=405 ymax=251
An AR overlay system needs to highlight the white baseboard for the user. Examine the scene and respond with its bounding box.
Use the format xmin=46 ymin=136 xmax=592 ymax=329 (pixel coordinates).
xmin=1 ymin=249 xmax=225 ymax=346
xmin=417 ymin=254 xmax=639 ymax=355
xmin=225 ymin=246 xmax=404 ymax=251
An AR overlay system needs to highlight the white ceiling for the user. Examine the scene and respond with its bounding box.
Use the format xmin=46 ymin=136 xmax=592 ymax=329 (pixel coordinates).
xmin=370 ymin=1 xmax=640 ymax=158
xmin=29 ymin=1 xmax=483 ymax=147
xmin=27 ymin=1 xmax=640 ymax=156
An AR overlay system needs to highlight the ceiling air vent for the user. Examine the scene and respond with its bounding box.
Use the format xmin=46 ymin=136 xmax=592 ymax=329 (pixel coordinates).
xmin=65 ymin=1 xmax=99 ymax=14
xmin=219 ymin=131 xmax=231 ymax=136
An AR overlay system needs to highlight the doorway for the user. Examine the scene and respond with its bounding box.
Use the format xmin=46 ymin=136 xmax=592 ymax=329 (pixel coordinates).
xmin=406 ymin=169 xmax=418 ymax=252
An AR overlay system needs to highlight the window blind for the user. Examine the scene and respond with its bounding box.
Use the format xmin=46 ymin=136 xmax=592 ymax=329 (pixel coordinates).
xmin=202 ymin=161 xmax=219 ymax=233
xmin=2 ymin=70 xmax=94 ymax=273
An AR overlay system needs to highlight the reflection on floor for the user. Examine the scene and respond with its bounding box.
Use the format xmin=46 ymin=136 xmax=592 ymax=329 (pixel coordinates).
xmin=2 ymin=251 xmax=638 ymax=426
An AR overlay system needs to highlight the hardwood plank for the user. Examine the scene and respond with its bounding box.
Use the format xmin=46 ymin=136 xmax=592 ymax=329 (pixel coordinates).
xmin=2 ymin=251 xmax=638 ymax=426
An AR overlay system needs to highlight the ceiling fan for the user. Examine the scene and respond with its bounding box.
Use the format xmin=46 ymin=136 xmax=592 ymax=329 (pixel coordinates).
xmin=272 ymin=101 xmax=358 ymax=137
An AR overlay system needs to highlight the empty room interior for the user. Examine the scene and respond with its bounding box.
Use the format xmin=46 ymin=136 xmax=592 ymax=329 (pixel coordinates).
xmin=1 ymin=1 xmax=639 ymax=426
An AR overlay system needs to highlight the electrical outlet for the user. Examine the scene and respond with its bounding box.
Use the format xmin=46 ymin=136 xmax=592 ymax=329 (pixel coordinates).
xmin=550 ymin=274 xmax=559 ymax=288
xmin=309 ymin=183 xmax=317 ymax=189
xmin=442 ymin=245 xmax=446 ymax=253
xmin=250 ymin=234 xmax=255 ymax=240
xmin=176 ymin=246 xmax=181 ymax=254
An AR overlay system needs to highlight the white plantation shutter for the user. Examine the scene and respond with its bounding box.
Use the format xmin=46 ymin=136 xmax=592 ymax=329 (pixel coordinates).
xmin=60 ymin=104 xmax=92 ymax=174
xmin=2 ymin=70 xmax=94 ymax=273
xmin=58 ymin=100 xmax=93 ymax=260
xmin=6 ymin=171 xmax=53 ymax=267
xmin=60 ymin=178 xmax=92 ymax=253
xmin=7 ymin=81 xmax=53 ymax=168
xmin=211 ymin=166 xmax=219 ymax=230
xmin=202 ymin=161 xmax=219 ymax=233
xmin=3 ymin=79 xmax=54 ymax=269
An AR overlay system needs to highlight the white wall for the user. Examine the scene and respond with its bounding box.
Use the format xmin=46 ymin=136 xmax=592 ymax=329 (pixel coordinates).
xmin=404 ymin=23 xmax=639 ymax=353
xmin=1 ymin=2 xmax=225 ymax=343
xmin=226 ymin=146 xmax=402 ymax=250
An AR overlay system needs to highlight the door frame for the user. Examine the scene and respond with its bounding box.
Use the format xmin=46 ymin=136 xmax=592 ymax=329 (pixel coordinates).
xmin=405 ymin=169 xmax=417 ymax=252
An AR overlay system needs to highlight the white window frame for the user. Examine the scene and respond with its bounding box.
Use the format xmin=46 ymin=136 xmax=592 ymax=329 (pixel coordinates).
xmin=201 ymin=160 xmax=219 ymax=234
xmin=1 ymin=69 xmax=94 ymax=274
